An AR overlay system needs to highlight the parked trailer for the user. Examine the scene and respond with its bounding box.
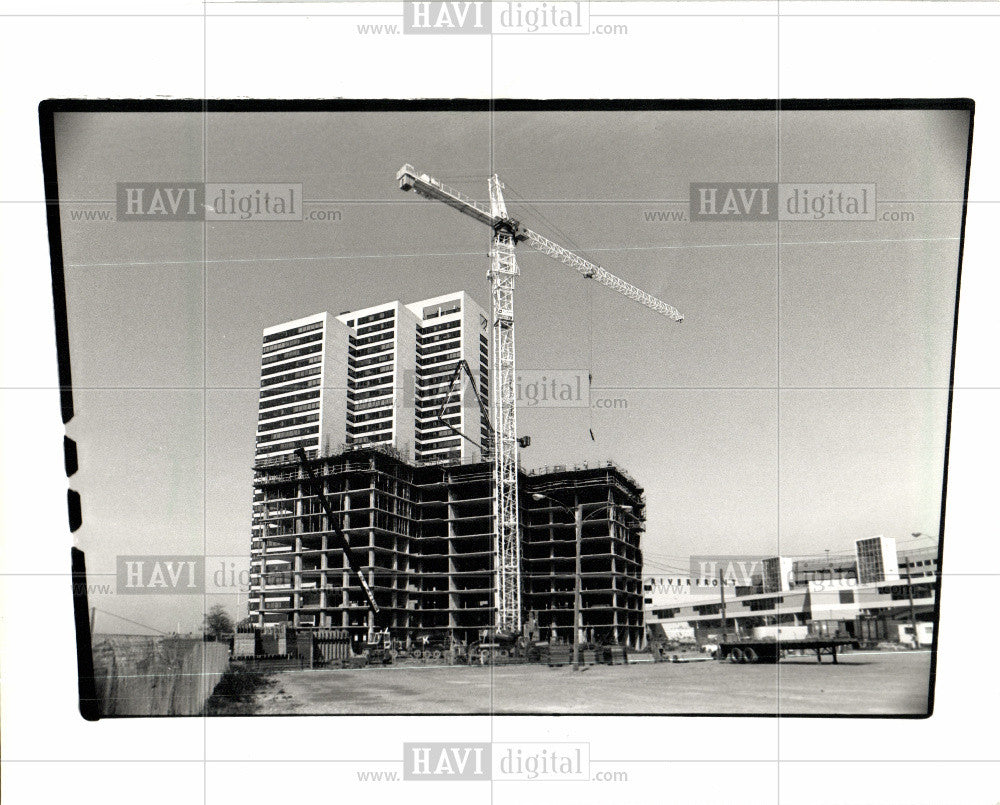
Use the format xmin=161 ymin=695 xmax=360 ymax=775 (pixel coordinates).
xmin=717 ymin=637 xmax=855 ymax=664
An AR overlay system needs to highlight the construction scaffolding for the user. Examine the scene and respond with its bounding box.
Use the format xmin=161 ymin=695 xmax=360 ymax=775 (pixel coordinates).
xmin=249 ymin=447 xmax=646 ymax=648
xmin=522 ymin=464 xmax=646 ymax=648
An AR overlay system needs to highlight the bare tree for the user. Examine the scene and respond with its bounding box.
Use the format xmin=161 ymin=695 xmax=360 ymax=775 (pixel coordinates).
xmin=203 ymin=604 xmax=234 ymax=641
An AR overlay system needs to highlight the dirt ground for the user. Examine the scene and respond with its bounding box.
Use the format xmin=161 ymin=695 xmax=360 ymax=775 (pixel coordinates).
xmin=250 ymin=649 xmax=932 ymax=716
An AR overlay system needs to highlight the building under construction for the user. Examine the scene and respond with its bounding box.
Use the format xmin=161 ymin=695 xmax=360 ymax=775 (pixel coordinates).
xmin=249 ymin=446 xmax=646 ymax=648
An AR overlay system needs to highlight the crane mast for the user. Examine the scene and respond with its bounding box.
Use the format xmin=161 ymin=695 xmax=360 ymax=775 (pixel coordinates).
xmin=487 ymin=175 xmax=522 ymax=635
xmin=396 ymin=164 xmax=683 ymax=636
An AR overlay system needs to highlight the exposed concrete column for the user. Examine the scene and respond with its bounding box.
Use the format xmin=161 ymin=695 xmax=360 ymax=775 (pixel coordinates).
xmin=341 ymin=482 xmax=351 ymax=618
xmin=368 ymin=471 xmax=376 ymax=635
xmin=293 ymin=503 xmax=303 ymax=626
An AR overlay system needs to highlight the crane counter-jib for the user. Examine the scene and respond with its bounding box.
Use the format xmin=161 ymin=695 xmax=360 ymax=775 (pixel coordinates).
xmin=397 ymin=164 xmax=500 ymax=232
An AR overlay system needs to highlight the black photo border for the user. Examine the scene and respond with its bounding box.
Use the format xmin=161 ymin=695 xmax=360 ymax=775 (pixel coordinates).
xmin=39 ymin=97 xmax=974 ymax=720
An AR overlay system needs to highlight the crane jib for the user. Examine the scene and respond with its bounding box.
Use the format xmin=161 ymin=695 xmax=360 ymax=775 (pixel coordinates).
xmin=396 ymin=165 xmax=682 ymax=322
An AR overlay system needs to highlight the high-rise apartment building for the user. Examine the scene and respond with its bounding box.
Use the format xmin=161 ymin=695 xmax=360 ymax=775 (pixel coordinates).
xmin=406 ymin=292 xmax=491 ymax=464
xmin=249 ymin=293 xmax=491 ymax=622
xmin=252 ymin=293 xmax=489 ymax=465
xmin=250 ymin=313 xmax=350 ymax=608
xmin=336 ymin=300 xmax=419 ymax=457
xmin=331 ymin=291 xmax=490 ymax=463
xmin=254 ymin=312 xmax=350 ymax=462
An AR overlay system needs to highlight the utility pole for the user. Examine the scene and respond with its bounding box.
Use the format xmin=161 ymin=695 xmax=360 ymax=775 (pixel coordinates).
xmin=904 ymin=556 xmax=920 ymax=650
xmin=718 ymin=568 xmax=728 ymax=640
xmin=532 ymin=494 xmax=633 ymax=670
xmin=573 ymin=503 xmax=583 ymax=672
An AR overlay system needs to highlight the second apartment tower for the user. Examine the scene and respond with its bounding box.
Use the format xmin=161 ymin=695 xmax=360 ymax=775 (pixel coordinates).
xmin=254 ymin=291 xmax=490 ymax=466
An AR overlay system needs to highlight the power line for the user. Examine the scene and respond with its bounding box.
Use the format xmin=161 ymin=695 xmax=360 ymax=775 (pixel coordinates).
xmin=65 ymin=236 xmax=959 ymax=271
xmin=93 ymin=608 xmax=170 ymax=636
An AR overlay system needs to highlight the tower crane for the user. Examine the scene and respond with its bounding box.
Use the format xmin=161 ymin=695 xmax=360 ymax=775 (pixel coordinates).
xmin=396 ymin=165 xmax=683 ymax=637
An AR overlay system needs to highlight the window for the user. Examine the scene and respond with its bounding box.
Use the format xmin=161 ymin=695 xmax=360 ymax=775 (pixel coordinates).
xmin=352 ymin=387 xmax=393 ymax=402
xmin=350 ymin=363 xmax=394 ymax=381
xmin=357 ymin=319 xmax=394 ymax=337
xmin=262 ymin=331 xmax=323 ymax=354
xmin=257 ymin=436 xmax=318 ymax=455
xmin=259 ymin=378 xmax=321 ymax=399
xmin=256 ymin=425 xmax=319 ymax=444
xmin=261 ymin=355 xmax=322 ymax=377
xmin=418 ymin=319 xmax=461 ymax=337
xmin=257 ymin=413 xmax=319 ymax=433
xmin=747 ymin=596 xmax=783 ymax=611
xmin=351 ymin=330 xmax=395 ymax=348
xmin=418 ymin=341 xmax=462 ymax=357
xmin=889 ymin=583 xmax=934 ymax=601
xmin=261 ymin=343 xmax=323 ymax=365
xmin=418 ymin=353 xmax=460 ymax=368
xmin=260 ymin=366 xmax=322 ymax=387
xmin=263 ymin=321 xmax=323 ymax=344
xmin=354 ymin=353 xmax=393 ymax=370
xmin=857 ymin=537 xmax=886 ymax=583
xmin=357 ymin=309 xmax=395 ymax=326
xmin=349 ymin=421 xmax=394 ymax=435
xmin=259 ymin=389 xmax=320 ymax=411
xmin=838 ymin=590 xmax=855 ymax=604
xmin=350 ymin=398 xmax=393 ymax=414
xmin=350 ymin=341 xmax=394 ymax=359
xmin=352 ymin=374 xmax=395 ymax=390
xmin=418 ymin=438 xmax=461 ymax=451
xmin=348 ymin=409 xmax=393 ymax=425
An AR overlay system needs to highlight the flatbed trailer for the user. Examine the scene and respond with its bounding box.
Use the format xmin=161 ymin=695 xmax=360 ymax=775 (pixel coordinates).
xmin=717 ymin=637 xmax=855 ymax=664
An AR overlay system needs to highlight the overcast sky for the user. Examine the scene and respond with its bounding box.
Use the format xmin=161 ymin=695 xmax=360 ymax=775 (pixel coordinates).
xmin=53 ymin=105 xmax=968 ymax=631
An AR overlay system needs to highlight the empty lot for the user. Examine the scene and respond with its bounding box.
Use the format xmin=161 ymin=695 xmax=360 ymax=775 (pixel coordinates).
xmin=251 ymin=650 xmax=931 ymax=716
